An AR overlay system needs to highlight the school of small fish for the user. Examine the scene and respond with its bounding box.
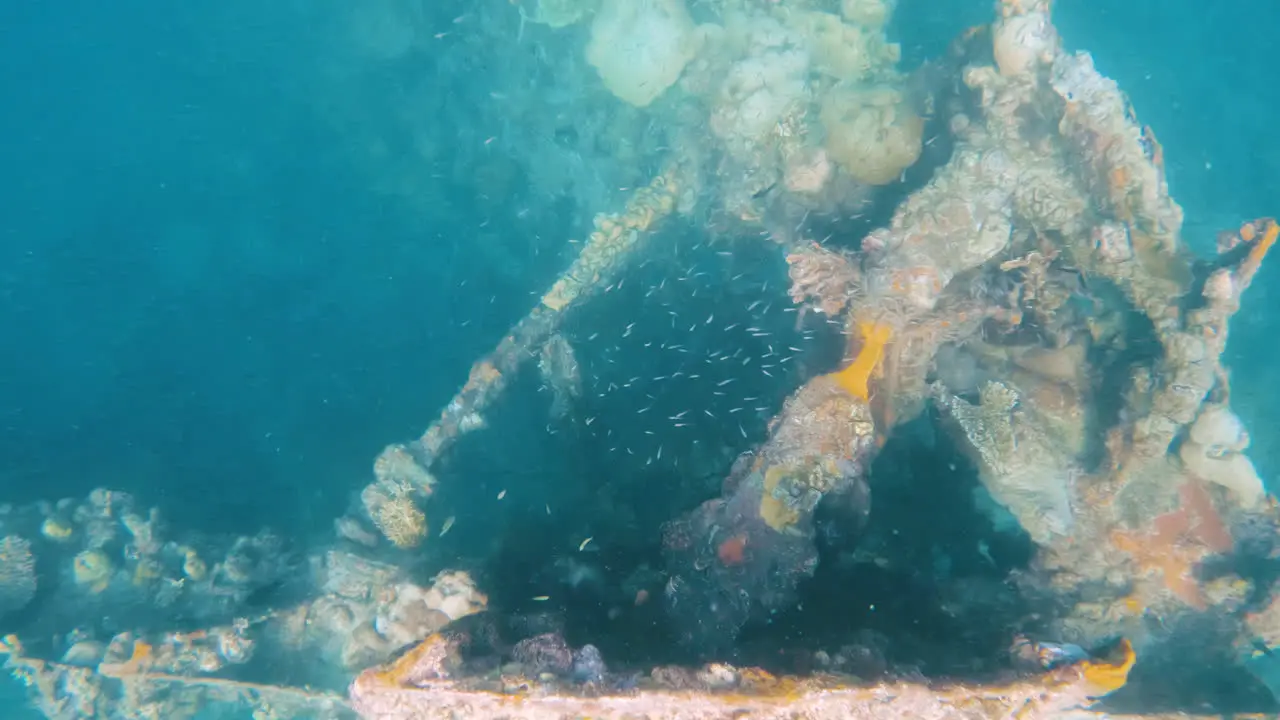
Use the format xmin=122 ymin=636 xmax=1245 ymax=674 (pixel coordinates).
xmin=549 ymin=239 xmax=837 ymax=474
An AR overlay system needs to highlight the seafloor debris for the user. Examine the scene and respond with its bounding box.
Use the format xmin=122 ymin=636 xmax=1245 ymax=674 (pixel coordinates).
xmin=0 ymin=486 xmax=294 ymax=648
xmin=0 ymin=559 xmax=488 ymax=718
xmin=346 ymin=619 xmax=1139 ymax=719
xmin=2 ymin=634 xmax=354 ymax=720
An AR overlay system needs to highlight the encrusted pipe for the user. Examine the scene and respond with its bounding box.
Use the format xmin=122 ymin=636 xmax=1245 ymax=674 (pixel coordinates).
xmin=356 ymin=168 xmax=685 ymax=546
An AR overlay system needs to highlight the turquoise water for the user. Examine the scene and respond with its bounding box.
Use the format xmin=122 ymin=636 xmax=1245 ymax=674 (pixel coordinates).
xmin=1 ymin=0 xmax=1278 ymax=716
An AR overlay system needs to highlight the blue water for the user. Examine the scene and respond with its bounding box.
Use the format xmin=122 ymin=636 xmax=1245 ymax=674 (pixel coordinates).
xmin=1 ymin=0 xmax=1277 ymax=716
xmin=0 ymin=2 xmax=561 ymax=538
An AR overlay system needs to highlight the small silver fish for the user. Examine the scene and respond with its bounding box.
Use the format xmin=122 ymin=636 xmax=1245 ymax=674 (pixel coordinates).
xmin=439 ymin=516 xmax=456 ymax=537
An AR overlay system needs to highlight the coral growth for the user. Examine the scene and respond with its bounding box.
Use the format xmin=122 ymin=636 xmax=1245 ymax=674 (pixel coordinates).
xmin=361 ymin=486 xmax=427 ymax=550
xmin=6 ymin=640 xmax=350 ymax=719
xmin=364 ymin=445 xmax=434 ymax=548
xmin=0 ymin=536 xmax=35 ymax=615
xmin=1111 ymin=479 xmax=1233 ymax=610
xmin=793 ymin=10 xmax=899 ymax=82
xmin=422 ymin=570 xmax=489 ymax=622
xmin=72 ymin=549 xmax=113 ymax=594
xmin=709 ymin=39 xmax=810 ymax=159
xmin=759 ymin=466 xmax=803 ymax=533
xmin=1179 ymin=405 xmax=1267 ymax=508
xmin=785 ymin=243 xmax=859 ymax=316
xmin=784 ymin=147 xmax=833 ymax=195
xmin=935 ymin=381 xmax=1077 ymax=545
xmin=9 ymin=1 xmax=1269 ymax=716
xmin=820 ymin=84 xmax=923 ymax=185
xmin=992 ymin=10 xmax=1057 ymax=77
xmin=373 ymin=444 xmax=436 ymax=498
xmin=586 ymin=0 xmax=700 ymax=107
xmin=271 ymin=556 xmax=486 ymax=674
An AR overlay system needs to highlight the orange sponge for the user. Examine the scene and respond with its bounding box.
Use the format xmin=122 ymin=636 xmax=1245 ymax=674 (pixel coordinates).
xmin=1080 ymin=638 xmax=1136 ymax=696
xmin=830 ymin=321 xmax=893 ymax=401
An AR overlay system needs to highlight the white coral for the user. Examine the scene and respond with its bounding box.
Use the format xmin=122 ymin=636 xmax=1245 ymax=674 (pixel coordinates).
xmin=992 ymin=12 xmax=1057 ymax=78
xmin=710 ymin=49 xmax=810 ymax=152
xmin=820 ymin=84 xmax=923 ymax=185
xmin=586 ymin=0 xmax=701 ymax=107
xmin=1180 ymin=405 xmax=1266 ymax=509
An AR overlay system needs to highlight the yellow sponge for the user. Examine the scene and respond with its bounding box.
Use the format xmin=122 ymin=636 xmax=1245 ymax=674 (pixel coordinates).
xmin=830 ymin=321 xmax=892 ymax=401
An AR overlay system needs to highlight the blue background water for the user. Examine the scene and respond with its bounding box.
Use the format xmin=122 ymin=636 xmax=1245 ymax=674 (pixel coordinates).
xmin=0 ymin=0 xmax=1277 ymax=711
xmin=0 ymin=1 xmax=567 ymax=539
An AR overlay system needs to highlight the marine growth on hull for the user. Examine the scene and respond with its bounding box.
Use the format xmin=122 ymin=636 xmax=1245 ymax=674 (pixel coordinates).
xmin=5 ymin=0 xmax=1280 ymax=717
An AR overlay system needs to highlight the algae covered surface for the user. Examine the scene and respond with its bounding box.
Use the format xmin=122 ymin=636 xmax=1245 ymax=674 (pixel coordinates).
xmin=1 ymin=0 xmax=1279 ymax=717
